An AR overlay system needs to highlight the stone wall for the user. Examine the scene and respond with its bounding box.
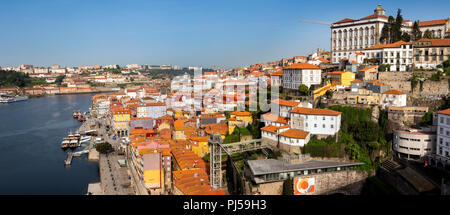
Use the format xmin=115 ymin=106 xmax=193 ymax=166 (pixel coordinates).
xmin=294 ymin=170 xmax=370 ymax=195
xmin=253 ymin=181 xmax=284 ymax=195
xmin=377 ymin=71 xmax=449 ymax=97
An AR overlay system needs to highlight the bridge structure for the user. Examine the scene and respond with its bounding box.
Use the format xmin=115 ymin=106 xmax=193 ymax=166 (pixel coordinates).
xmin=209 ymin=134 xmax=271 ymax=190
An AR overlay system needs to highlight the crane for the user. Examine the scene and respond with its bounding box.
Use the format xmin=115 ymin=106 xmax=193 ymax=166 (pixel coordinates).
xmin=299 ymin=20 xmax=331 ymax=26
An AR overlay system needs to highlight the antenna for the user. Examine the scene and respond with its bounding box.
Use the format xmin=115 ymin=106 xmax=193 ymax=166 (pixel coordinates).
xmin=299 ymin=20 xmax=331 ymax=26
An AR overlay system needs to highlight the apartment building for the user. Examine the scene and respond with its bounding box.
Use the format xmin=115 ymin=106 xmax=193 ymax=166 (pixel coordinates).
xmin=413 ymin=38 xmax=450 ymax=69
xmin=282 ymin=63 xmax=321 ymax=90
xmin=289 ymin=107 xmax=342 ymax=138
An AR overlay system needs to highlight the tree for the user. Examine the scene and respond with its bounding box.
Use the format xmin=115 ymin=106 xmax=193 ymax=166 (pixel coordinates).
xmin=393 ymin=9 xmax=404 ymax=42
xmin=96 ymin=142 xmax=112 ymax=154
xmin=282 ymin=177 xmax=294 ymax=195
xmin=423 ymin=30 xmax=433 ymax=39
xmin=401 ymin=32 xmax=411 ymax=42
xmin=380 ymin=16 xmax=395 ymax=44
xmin=298 ymin=84 xmax=309 ymax=96
xmin=325 ymin=90 xmax=333 ymax=99
xmin=55 ymin=75 xmax=65 ymax=86
xmin=411 ymin=21 xmax=422 ymax=41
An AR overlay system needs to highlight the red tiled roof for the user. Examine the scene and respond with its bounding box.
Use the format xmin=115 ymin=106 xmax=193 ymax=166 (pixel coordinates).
xmin=365 ymin=41 xmax=412 ymax=50
xmin=283 ymin=63 xmax=320 ymax=70
xmin=261 ymin=125 xmax=279 ymax=134
xmin=437 ymin=108 xmax=450 ymax=116
xmin=416 ymin=38 xmax=450 ymax=47
xmin=333 ymin=18 xmax=355 ymax=24
xmin=382 ymin=89 xmax=406 ymax=95
xmin=271 ymin=70 xmax=283 ymax=76
xmin=271 ymin=98 xmax=300 ymax=107
xmin=262 ymin=113 xmax=288 ymax=124
xmin=359 ymin=65 xmax=378 ymax=72
xmin=279 ymin=129 xmax=309 ymax=139
xmin=291 ymin=107 xmax=342 ymax=116
xmin=418 ymin=19 xmax=449 ymax=27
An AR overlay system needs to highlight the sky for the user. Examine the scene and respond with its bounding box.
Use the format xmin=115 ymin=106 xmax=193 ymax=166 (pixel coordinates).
xmin=0 ymin=0 xmax=449 ymax=69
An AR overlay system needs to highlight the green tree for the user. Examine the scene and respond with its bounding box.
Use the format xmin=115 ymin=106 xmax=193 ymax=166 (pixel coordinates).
xmin=420 ymin=112 xmax=434 ymax=126
xmin=55 ymin=75 xmax=65 ymax=86
xmin=282 ymin=177 xmax=294 ymax=195
xmin=96 ymin=142 xmax=112 ymax=154
xmin=298 ymin=84 xmax=309 ymax=96
xmin=411 ymin=21 xmax=422 ymax=41
xmin=423 ymin=30 xmax=433 ymax=39
xmin=380 ymin=16 xmax=395 ymax=44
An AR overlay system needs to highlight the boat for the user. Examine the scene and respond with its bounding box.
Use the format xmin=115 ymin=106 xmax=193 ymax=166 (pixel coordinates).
xmin=0 ymin=94 xmax=28 ymax=103
xmin=78 ymin=114 xmax=86 ymax=122
xmin=73 ymin=110 xmax=81 ymax=119
xmin=62 ymin=131 xmax=80 ymax=149
xmin=61 ymin=138 xmax=70 ymax=149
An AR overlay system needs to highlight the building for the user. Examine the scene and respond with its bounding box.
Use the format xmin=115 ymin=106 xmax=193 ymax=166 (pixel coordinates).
xmin=413 ymin=38 xmax=450 ymax=69
xmin=380 ymin=89 xmax=407 ymax=109
xmin=228 ymin=111 xmax=253 ymax=134
xmin=137 ymin=102 xmax=167 ymax=119
xmin=282 ymin=63 xmax=321 ymax=91
xmin=328 ymin=71 xmax=355 ymax=87
xmin=357 ymin=66 xmax=378 ymax=81
xmin=437 ymin=109 xmax=450 ymax=158
xmin=271 ymin=98 xmax=301 ymax=118
xmin=290 ymin=107 xmax=342 ymax=138
xmin=393 ymin=129 xmax=436 ymax=160
xmin=363 ymin=41 xmax=413 ymax=71
xmin=278 ymin=129 xmax=311 ymax=154
xmin=244 ymin=155 xmax=364 ymax=184
xmin=111 ymin=109 xmax=131 ymax=137
xmin=270 ymin=70 xmax=283 ymax=88
xmin=418 ymin=19 xmax=450 ymax=39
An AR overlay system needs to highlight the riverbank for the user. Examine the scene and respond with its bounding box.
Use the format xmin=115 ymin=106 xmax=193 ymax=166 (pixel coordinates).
xmin=0 ymin=93 xmax=100 ymax=194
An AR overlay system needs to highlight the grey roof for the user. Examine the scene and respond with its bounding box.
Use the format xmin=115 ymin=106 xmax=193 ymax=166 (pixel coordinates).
xmin=247 ymin=159 xmax=364 ymax=176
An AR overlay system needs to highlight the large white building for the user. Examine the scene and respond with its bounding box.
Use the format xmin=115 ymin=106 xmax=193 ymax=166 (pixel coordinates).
xmin=331 ymin=4 xmax=449 ymax=64
xmin=437 ymin=109 xmax=450 ymax=158
xmin=363 ymin=41 xmax=413 ymax=71
xmin=393 ymin=129 xmax=436 ymax=160
xmin=380 ymin=89 xmax=407 ymax=109
xmin=289 ymin=107 xmax=342 ymax=137
xmin=282 ymin=63 xmax=321 ymax=89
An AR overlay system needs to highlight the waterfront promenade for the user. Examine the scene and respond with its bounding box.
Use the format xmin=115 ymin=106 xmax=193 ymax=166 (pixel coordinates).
xmin=81 ymin=114 xmax=137 ymax=195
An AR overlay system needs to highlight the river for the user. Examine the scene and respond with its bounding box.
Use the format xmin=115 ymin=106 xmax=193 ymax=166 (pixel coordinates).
xmin=0 ymin=94 xmax=100 ymax=194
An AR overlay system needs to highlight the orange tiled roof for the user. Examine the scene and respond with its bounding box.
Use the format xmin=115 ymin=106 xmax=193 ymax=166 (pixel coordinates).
xmin=231 ymin=111 xmax=252 ymax=117
xmin=359 ymin=65 xmax=378 ymax=72
xmin=271 ymin=70 xmax=283 ymax=76
xmin=419 ymin=19 xmax=449 ymax=27
xmin=365 ymin=41 xmax=412 ymax=50
xmin=382 ymin=89 xmax=406 ymax=95
xmin=279 ymin=129 xmax=309 ymax=139
xmin=333 ymin=18 xmax=355 ymax=24
xmin=283 ymin=63 xmax=320 ymax=70
xmin=417 ymin=38 xmax=450 ymax=47
xmin=204 ymin=123 xmax=227 ymax=135
xmin=261 ymin=125 xmax=279 ymax=134
xmin=262 ymin=113 xmax=288 ymax=124
xmin=271 ymin=98 xmax=300 ymax=107
xmin=351 ymin=79 xmax=363 ymax=83
xmin=437 ymin=108 xmax=450 ymax=116
xmin=291 ymin=107 xmax=342 ymax=116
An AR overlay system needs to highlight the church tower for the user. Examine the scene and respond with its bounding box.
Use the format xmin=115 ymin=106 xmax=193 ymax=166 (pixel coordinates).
xmin=374 ymin=4 xmax=386 ymax=16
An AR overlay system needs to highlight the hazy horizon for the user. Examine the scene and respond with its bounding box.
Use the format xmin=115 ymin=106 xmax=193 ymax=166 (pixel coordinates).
xmin=1 ymin=0 xmax=449 ymax=69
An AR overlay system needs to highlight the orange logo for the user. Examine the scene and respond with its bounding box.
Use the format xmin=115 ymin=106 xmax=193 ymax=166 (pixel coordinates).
xmin=294 ymin=178 xmax=315 ymax=195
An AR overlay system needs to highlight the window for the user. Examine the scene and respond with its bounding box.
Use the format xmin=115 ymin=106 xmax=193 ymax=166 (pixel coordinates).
xmin=314 ymin=124 xmax=317 ymax=128
xmin=323 ymin=124 xmax=325 ymax=128
xmin=331 ymin=124 xmax=334 ymax=129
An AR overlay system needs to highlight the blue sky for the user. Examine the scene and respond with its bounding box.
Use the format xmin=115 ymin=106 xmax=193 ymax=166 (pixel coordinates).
xmin=0 ymin=0 xmax=449 ymax=69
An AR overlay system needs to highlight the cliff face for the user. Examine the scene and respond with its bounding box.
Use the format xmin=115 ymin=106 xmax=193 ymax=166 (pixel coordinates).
xmin=378 ymin=72 xmax=449 ymax=97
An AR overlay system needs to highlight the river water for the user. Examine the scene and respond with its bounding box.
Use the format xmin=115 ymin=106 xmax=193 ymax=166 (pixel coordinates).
xmin=0 ymin=94 xmax=100 ymax=194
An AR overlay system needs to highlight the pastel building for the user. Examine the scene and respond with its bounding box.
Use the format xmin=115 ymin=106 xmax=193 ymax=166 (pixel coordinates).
xmin=290 ymin=107 xmax=342 ymax=138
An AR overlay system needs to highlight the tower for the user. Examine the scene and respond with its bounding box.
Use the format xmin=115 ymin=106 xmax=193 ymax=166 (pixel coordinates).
xmin=374 ymin=4 xmax=385 ymax=16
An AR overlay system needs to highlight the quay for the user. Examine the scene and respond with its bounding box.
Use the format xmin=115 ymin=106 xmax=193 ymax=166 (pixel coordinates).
xmin=65 ymin=153 xmax=73 ymax=166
